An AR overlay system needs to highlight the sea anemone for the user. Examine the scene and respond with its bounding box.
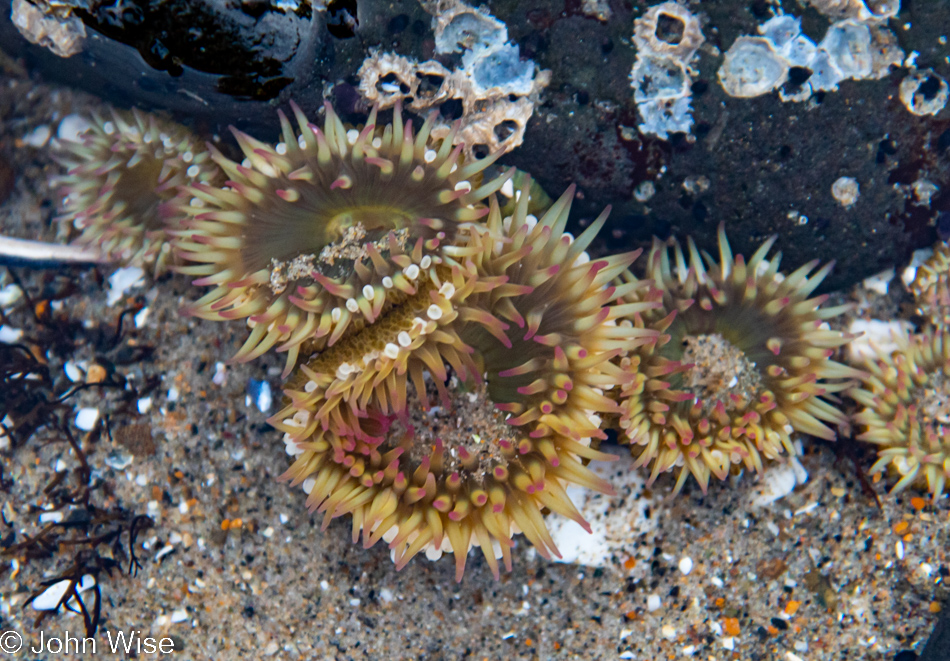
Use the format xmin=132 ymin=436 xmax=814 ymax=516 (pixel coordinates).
xmin=910 ymin=241 xmax=950 ymax=330
xmin=613 ymin=225 xmax=861 ymax=492
xmin=53 ymin=107 xmax=218 ymax=272
xmin=172 ymin=102 xmax=511 ymax=376
xmin=849 ymin=332 xmax=950 ymax=499
xmin=271 ymin=182 xmax=660 ymax=580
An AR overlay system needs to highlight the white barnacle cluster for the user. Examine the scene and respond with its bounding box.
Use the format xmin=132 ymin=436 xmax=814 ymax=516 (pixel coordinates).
xmin=628 ymin=2 xmax=705 ymax=140
xmin=357 ymin=0 xmax=550 ymax=159
xmin=718 ymin=4 xmax=903 ymax=103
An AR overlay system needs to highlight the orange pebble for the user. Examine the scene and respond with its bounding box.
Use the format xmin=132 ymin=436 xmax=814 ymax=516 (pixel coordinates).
xmin=231 ymin=518 xmax=243 ymax=528
xmin=930 ymin=602 xmax=942 ymax=614
xmin=724 ymin=617 xmax=740 ymax=636
xmin=221 ymin=519 xmax=230 ymax=530
xmin=911 ymin=497 xmax=926 ymax=511
xmin=624 ymin=558 xmax=637 ymax=570
xmin=785 ymin=600 xmax=801 ymax=616
xmin=894 ymin=521 xmax=909 ymax=534
xmin=86 ymin=364 xmax=107 ymax=384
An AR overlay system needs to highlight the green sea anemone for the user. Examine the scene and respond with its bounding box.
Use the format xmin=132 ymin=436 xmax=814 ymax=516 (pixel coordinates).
xmin=613 ymin=225 xmax=861 ymax=492
xmin=910 ymin=241 xmax=950 ymax=330
xmin=849 ymin=332 xmax=950 ymax=499
xmin=271 ymin=182 xmax=659 ymax=580
xmin=53 ymin=107 xmax=219 ymax=272
xmin=172 ymin=102 xmax=511 ymax=376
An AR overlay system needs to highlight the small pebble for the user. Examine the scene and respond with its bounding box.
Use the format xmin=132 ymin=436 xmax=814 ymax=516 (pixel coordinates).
xmin=213 ymin=362 xmax=227 ymax=386
xmin=647 ymin=594 xmax=661 ymax=611
xmin=246 ymin=378 xmax=272 ymax=413
xmin=0 ymin=325 xmax=23 ymax=343
xmin=86 ymin=364 xmax=106 ymax=383
xmin=75 ymin=407 xmax=99 ymax=431
xmin=107 ymin=267 xmax=145 ymax=306
xmin=64 ymin=361 xmax=83 ymax=382
xmin=134 ymin=306 xmax=150 ymax=328
xmin=104 ymin=451 xmax=134 ymax=470
xmin=0 ymin=283 xmax=22 ymax=308
xmin=679 ymin=556 xmax=693 ymax=575
xmin=22 ymin=125 xmax=51 ymax=147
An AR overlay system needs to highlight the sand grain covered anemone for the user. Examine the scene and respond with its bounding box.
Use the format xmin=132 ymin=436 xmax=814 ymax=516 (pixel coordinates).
xmin=172 ymin=102 xmax=511 ymax=376
xmin=613 ymin=225 xmax=862 ymax=492
xmin=849 ymin=332 xmax=950 ymax=499
xmin=271 ymin=183 xmax=661 ymax=580
xmin=53 ymin=107 xmax=219 ymax=272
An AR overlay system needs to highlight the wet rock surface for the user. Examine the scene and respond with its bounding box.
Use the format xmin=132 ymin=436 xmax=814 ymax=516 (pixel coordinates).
xmin=4 ymin=1 xmax=950 ymax=290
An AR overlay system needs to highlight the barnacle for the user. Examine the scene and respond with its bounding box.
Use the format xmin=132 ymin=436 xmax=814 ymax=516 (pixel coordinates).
xmin=849 ymin=333 xmax=950 ymax=499
xmin=53 ymin=107 xmax=218 ymax=272
xmin=614 ymin=225 xmax=861 ymax=492
xmin=172 ymin=102 xmax=511 ymax=376
xmin=910 ymin=241 xmax=950 ymax=330
xmin=271 ymin=182 xmax=660 ymax=580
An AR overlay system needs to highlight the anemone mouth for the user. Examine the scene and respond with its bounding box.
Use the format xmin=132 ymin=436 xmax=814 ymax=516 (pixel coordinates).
xmin=614 ymin=224 xmax=861 ymax=493
xmin=671 ymin=332 xmax=767 ymax=418
xmin=53 ymin=107 xmax=218 ymax=272
xmin=173 ymin=102 xmax=513 ymax=376
xmin=270 ymin=180 xmax=658 ymax=580
xmin=850 ymin=333 xmax=950 ymax=500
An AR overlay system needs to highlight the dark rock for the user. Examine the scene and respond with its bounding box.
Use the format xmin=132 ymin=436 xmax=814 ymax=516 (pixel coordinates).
xmin=5 ymin=0 xmax=950 ymax=290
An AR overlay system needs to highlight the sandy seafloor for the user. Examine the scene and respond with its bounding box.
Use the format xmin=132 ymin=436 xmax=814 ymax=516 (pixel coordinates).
xmin=0 ymin=74 xmax=948 ymax=661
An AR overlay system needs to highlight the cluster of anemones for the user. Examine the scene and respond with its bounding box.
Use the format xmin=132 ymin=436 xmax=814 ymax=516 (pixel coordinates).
xmin=162 ymin=101 xmax=664 ymax=578
xmin=56 ymin=101 xmax=923 ymax=581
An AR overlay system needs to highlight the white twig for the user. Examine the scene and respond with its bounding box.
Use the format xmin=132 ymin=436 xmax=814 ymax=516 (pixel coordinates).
xmin=0 ymin=235 xmax=107 ymax=267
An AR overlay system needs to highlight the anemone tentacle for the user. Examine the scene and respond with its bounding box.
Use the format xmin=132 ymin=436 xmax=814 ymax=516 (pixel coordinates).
xmin=613 ymin=224 xmax=862 ymax=493
xmin=172 ymin=102 xmax=512 ymax=376
xmin=53 ymin=107 xmax=219 ymax=272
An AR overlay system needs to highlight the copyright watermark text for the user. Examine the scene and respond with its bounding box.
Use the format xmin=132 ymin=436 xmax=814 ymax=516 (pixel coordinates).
xmin=0 ymin=629 xmax=175 ymax=655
